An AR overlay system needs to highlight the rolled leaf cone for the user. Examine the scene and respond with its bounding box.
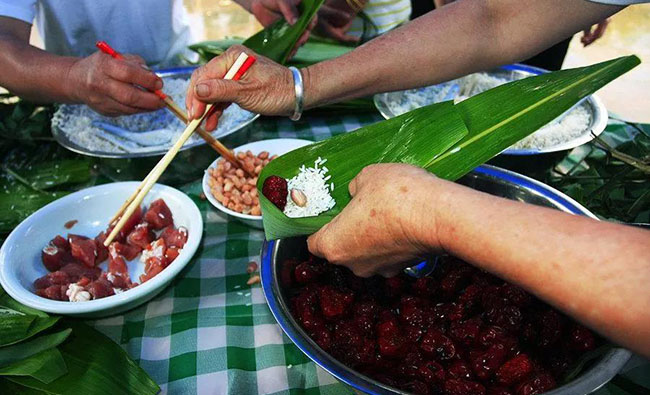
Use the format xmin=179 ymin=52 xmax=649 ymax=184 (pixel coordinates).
xmin=258 ymin=56 xmax=640 ymax=240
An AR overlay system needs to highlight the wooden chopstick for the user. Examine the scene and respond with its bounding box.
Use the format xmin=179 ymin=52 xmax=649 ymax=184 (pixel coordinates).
xmin=95 ymin=41 xmax=250 ymax=174
xmin=104 ymin=52 xmax=255 ymax=246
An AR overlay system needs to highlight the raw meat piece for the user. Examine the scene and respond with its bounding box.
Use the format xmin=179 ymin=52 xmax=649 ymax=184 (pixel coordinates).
xmin=87 ymin=278 xmax=115 ymax=299
xmin=70 ymin=238 xmax=97 ymax=267
xmin=127 ymin=223 xmax=154 ymax=249
xmin=34 ymin=270 xmax=71 ymax=289
xmin=60 ymin=263 xmax=101 ymax=281
xmin=143 ymin=199 xmax=173 ymax=229
xmin=41 ymin=244 xmax=74 ymax=272
xmin=160 ymin=226 xmax=188 ymax=248
xmin=112 ymin=242 xmax=140 ymax=260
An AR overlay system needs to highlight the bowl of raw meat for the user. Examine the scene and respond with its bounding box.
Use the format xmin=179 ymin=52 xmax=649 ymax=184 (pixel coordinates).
xmin=0 ymin=182 xmax=202 ymax=317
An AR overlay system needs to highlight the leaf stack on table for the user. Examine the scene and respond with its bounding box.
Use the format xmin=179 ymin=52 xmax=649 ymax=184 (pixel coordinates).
xmin=0 ymin=288 xmax=159 ymax=394
xmin=0 ymin=0 xmax=648 ymax=393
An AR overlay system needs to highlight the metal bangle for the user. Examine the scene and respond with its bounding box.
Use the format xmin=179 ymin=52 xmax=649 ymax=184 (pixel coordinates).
xmin=289 ymin=66 xmax=304 ymax=121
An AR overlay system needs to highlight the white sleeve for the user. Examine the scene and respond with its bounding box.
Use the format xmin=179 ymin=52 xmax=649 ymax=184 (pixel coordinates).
xmin=0 ymin=0 xmax=36 ymax=24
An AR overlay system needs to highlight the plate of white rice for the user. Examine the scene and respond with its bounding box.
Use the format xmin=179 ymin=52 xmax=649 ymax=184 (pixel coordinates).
xmin=51 ymin=66 xmax=259 ymax=158
xmin=374 ymin=64 xmax=607 ymax=155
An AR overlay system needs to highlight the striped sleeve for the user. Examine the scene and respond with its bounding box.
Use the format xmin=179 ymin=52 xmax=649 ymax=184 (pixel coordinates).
xmin=347 ymin=0 xmax=411 ymax=39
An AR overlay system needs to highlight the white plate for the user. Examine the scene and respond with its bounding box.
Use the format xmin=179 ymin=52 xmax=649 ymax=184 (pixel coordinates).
xmin=0 ymin=182 xmax=203 ymax=317
xmin=202 ymin=138 xmax=313 ymax=229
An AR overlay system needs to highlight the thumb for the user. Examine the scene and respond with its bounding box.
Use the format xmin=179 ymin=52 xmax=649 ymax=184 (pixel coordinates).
xmin=194 ymin=78 xmax=242 ymax=104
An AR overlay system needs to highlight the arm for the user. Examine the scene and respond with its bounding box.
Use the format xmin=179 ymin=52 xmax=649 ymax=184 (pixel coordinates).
xmin=302 ymin=0 xmax=622 ymax=107
xmin=0 ymin=17 xmax=164 ymax=116
xmin=307 ymin=164 xmax=650 ymax=357
xmin=186 ymin=0 xmax=622 ymax=123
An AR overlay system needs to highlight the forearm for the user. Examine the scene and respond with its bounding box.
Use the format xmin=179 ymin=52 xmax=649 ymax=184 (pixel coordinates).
xmin=0 ymin=23 xmax=79 ymax=103
xmin=302 ymin=0 xmax=621 ymax=108
xmin=429 ymin=180 xmax=650 ymax=356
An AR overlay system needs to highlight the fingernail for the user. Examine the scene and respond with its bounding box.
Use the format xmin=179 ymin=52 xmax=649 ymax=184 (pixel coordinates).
xmin=140 ymin=64 xmax=151 ymax=71
xmin=196 ymin=83 xmax=210 ymax=97
xmin=155 ymin=79 xmax=163 ymax=90
xmin=291 ymin=17 xmax=298 ymax=25
xmin=190 ymin=103 xmax=195 ymax=119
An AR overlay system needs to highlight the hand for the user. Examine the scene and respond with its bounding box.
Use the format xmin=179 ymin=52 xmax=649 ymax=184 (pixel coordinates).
xmin=315 ymin=0 xmax=365 ymax=43
xmin=307 ymin=163 xmax=446 ymax=277
xmin=249 ymin=0 xmax=317 ymax=54
xmin=66 ymin=51 xmax=164 ymax=117
xmin=186 ymin=45 xmax=295 ymax=131
xmin=581 ymin=19 xmax=609 ymax=47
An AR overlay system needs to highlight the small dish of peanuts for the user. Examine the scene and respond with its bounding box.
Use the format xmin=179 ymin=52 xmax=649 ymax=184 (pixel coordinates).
xmin=202 ymin=139 xmax=313 ymax=229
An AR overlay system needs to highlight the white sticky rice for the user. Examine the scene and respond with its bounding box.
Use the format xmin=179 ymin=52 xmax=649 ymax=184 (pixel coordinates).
xmin=284 ymin=157 xmax=336 ymax=218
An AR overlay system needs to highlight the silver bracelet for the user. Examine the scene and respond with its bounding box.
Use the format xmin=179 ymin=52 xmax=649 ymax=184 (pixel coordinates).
xmin=288 ymin=66 xmax=304 ymax=121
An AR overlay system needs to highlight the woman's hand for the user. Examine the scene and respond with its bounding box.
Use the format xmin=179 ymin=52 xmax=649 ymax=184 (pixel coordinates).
xmin=248 ymin=0 xmax=317 ymax=54
xmin=307 ymin=163 xmax=446 ymax=277
xmin=315 ymin=0 xmax=365 ymax=43
xmin=185 ymin=45 xmax=296 ymax=131
xmin=66 ymin=51 xmax=164 ymax=116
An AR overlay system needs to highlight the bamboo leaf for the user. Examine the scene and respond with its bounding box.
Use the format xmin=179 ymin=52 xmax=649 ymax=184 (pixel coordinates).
xmin=190 ymin=36 xmax=354 ymax=66
xmin=0 ymin=348 xmax=67 ymax=385
xmin=258 ymin=56 xmax=639 ymax=240
xmin=8 ymin=321 xmax=160 ymax=395
xmin=0 ymin=329 xmax=71 ymax=367
xmin=0 ymin=308 xmax=36 ymax=347
xmin=428 ymin=56 xmax=641 ymax=179
xmin=1 ymin=353 xmax=65 ymax=387
xmin=243 ymin=0 xmax=324 ymax=64
xmin=259 ymin=101 xmax=469 ymax=239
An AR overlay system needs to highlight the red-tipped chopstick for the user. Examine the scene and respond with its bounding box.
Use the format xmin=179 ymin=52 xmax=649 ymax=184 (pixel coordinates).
xmin=104 ymin=52 xmax=256 ymax=246
xmin=95 ymin=41 xmax=250 ymax=176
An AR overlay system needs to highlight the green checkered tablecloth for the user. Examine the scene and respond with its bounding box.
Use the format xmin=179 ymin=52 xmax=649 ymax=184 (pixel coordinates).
xmin=88 ymin=114 xmax=649 ymax=395
xmin=89 ymin=114 xmax=381 ymax=395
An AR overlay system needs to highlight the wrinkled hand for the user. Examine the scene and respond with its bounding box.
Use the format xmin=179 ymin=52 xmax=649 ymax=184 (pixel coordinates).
xmin=249 ymin=0 xmax=317 ymax=55
xmin=66 ymin=51 xmax=164 ymax=116
xmin=307 ymin=164 xmax=445 ymax=278
xmin=316 ymin=0 xmax=365 ymax=43
xmin=186 ymin=45 xmax=295 ymax=131
xmin=581 ymin=19 xmax=609 ymax=47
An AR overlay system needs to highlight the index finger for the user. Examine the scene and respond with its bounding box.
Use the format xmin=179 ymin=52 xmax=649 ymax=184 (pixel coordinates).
xmin=104 ymin=57 xmax=162 ymax=92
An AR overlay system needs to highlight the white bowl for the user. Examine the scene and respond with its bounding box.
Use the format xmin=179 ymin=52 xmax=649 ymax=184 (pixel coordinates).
xmin=0 ymin=182 xmax=203 ymax=317
xmin=202 ymin=138 xmax=313 ymax=229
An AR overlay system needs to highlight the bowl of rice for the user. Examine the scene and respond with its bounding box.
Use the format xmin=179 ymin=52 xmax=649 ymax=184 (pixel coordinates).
xmin=202 ymin=138 xmax=313 ymax=229
xmin=374 ymin=64 xmax=607 ymax=155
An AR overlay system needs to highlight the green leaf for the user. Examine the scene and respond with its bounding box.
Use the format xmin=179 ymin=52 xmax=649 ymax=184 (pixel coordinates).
xmin=0 ymin=377 xmax=50 ymax=394
xmin=428 ymin=56 xmax=641 ymax=180
xmin=243 ymin=0 xmax=324 ymax=64
xmin=9 ymin=321 xmax=160 ymax=395
xmin=0 ymin=308 xmax=36 ymax=347
xmin=258 ymin=56 xmax=639 ymax=239
xmin=191 ymin=34 xmax=354 ymax=67
xmin=0 ymin=348 xmax=67 ymax=384
xmin=0 ymin=329 xmax=71 ymax=367
xmin=9 ymin=159 xmax=93 ymax=191
xmin=259 ymin=101 xmax=469 ymax=239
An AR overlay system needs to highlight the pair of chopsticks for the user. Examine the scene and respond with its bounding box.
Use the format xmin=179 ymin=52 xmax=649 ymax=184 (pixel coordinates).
xmin=103 ymin=51 xmax=256 ymax=246
xmin=95 ymin=41 xmax=250 ymax=175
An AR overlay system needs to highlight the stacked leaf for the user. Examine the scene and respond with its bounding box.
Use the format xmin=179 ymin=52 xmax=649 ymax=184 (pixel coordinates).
xmin=0 ymin=288 xmax=159 ymax=394
xmin=257 ymin=56 xmax=641 ymax=240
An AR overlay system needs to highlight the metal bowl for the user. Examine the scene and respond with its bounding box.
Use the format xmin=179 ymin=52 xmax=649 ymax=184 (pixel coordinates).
xmin=260 ymin=165 xmax=630 ymax=395
xmin=374 ymin=64 xmax=608 ymax=156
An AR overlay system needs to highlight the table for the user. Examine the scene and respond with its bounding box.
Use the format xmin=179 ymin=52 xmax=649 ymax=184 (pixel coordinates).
xmin=89 ymin=113 xmax=649 ymax=395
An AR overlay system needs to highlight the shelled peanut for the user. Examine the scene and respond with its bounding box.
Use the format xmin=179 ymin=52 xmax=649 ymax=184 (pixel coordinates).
xmin=207 ymin=150 xmax=278 ymax=216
